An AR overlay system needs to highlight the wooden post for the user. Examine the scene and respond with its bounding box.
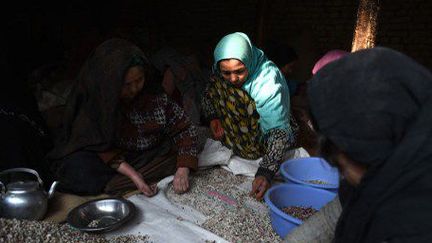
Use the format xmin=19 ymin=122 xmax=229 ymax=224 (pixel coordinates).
xmin=351 ymin=0 xmax=380 ymax=52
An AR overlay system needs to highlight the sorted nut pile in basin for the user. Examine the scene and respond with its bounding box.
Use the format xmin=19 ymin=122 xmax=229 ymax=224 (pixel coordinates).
xmin=87 ymin=219 xmax=101 ymax=228
xmin=0 ymin=218 xmax=150 ymax=243
xmin=281 ymin=206 xmax=318 ymax=221
xmin=166 ymin=167 xmax=282 ymax=243
xmin=304 ymin=179 xmax=329 ymax=185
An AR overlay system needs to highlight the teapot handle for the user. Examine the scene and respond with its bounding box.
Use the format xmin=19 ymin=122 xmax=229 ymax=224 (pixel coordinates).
xmin=0 ymin=168 xmax=44 ymax=187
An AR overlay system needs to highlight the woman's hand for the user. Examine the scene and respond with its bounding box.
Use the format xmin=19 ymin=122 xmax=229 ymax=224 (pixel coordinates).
xmin=117 ymin=161 xmax=158 ymax=197
xmin=173 ymin=167 xmax=190 ymax=194
xmin=250 ymin=176 xmax=271 ymax=200
xmin=131 ymin=174 xmax=158 ymax=197
xmin=210 ymin=119 xmax=224 ymax=140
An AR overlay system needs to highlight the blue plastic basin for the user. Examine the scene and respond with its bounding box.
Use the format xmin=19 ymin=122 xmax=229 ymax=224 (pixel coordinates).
xmin=264 ymin=183 xmax=337 ymax=238
xmin=280 ymin=157 xmax=340 ymax=192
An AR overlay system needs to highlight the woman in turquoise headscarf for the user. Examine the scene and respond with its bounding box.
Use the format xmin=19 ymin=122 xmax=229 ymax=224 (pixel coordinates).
xmin=202 ymin=32 xmax=296 ymax=200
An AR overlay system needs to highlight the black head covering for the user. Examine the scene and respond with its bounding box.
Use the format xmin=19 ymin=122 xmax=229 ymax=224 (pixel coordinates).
xmin=308 ymin=47 xmax=432 ymax=242
xmin=48 ymin=38 xmax=152 ymax=159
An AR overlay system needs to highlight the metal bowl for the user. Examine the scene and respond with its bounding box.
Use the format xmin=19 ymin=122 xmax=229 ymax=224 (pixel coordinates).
xmin=67 ymin=197 xmax=135 ymax=233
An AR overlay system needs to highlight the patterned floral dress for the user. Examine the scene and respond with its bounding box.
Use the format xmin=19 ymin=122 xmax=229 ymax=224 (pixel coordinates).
xmin=202 ymin=76 xmax=298 ymax=181
xmin=202 ymin=76 xmax=263 ymax=160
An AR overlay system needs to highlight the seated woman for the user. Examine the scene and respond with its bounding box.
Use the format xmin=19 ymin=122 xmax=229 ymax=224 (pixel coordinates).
xmin=48 ymin=39 xmax=198 ymax=196
xmin=309 ymin=47 xmax=432 ymax=242
xmin=151 ymin=47 xmax=210 ymax=125
xmin=202 ymin=32 xmax=296 ymax=200
xmin=291 ymin=49 xmax=349 ymax=156
xmin=311 ymin=49 xmax=349 ymax=75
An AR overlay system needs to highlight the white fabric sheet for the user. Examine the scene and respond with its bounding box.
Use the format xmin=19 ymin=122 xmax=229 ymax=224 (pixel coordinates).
xmin=199 ymin=138 xmax=310 ymax=177
xmin=104 ymin=176 xmax=229 ymax=243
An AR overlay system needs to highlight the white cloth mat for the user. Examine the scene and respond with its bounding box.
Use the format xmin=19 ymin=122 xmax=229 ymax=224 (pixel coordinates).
xmin=199 ymin=138 xmax=310 ymax=177
xmin=104 ymin=176 xmax=229 ymax=243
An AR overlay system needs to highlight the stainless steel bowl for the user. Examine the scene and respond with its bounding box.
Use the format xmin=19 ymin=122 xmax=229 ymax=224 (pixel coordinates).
xmin=67 ymin=198 xmax=135 ymax=233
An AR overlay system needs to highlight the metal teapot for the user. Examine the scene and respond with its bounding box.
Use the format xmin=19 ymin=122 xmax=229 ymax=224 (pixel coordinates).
xmin=0 ymin=168 xmax=59 ymax=220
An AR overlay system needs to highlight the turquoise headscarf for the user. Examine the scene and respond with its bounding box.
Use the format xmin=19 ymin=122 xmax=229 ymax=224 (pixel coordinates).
xmin=213 ymin=32 xmax=291 ymax=134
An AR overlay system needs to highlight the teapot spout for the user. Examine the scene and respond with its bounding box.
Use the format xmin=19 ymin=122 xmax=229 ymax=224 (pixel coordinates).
xmin=48 ymin=181 xmax=59 ymax=199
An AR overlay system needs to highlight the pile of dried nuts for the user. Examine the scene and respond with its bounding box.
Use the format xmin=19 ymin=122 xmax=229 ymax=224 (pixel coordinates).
xmin=0 ymin=218 xmax=150 ymax=243
xmin=281 ymin=206 xmax=318 ymax=221
xmin=167 ymin=167 xmax=282 ymax=242
xmin=304 ymin=179 xmax=330 ymax=185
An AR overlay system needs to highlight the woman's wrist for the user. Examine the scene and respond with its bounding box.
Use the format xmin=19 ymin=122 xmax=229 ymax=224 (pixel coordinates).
xmin=108 ymin=154 xmax=126 ymax=169
xmin=118 ymin=161 xmax=140 ymax=179
xmin=176 ymin=167 xmax=190 ymax=174
xmin=130 ymin=172 xmax=143 ymax=180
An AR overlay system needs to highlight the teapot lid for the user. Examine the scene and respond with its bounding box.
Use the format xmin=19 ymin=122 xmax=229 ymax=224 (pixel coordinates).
xmin=6 ymin=181 xmax=39 ymax=192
